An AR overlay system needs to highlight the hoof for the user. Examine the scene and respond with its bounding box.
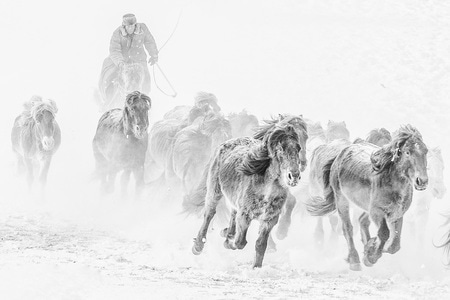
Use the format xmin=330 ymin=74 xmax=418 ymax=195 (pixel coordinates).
xmin=363 ymin=256 xmax=374 ymax=267
xmin=349 ymin=263 xmax=362 ymax=271
xmin=220 ymin=228 xmax=228 ymax=238
xmin=223 ymin=240 xmax=236 ymax=250
xmin=192 ymin=244 xmax=203 ymax=255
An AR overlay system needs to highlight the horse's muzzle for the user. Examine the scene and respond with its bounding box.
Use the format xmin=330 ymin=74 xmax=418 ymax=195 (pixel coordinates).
xmin=287 ymin=171 xmax=301 ymax=187
xmin=414 ymin=177 xmax=428 ymax=191
xmin=42 ymin=136 xmax=55 ymax=151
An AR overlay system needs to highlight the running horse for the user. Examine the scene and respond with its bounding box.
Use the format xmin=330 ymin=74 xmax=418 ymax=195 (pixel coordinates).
xmin=307 ymin=125 xmax=428 ymax=270
xmin=11 ymin=96 xmax=61 ymax=190
xmin=99 ymin=61 xmax=145 ymax=111
xmin=92 ymin=91 xmax=151 ymax=197
xmin=187 ymin=115 xmax=307 ymax=268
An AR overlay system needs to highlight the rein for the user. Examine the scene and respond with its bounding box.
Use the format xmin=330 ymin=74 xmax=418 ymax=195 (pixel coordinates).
xmin=150 ymin=9 xmax=182 ymax=98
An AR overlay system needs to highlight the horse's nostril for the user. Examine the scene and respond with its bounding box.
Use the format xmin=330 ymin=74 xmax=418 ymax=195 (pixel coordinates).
xmin=288 ymin=173 xmax=292 ymax=180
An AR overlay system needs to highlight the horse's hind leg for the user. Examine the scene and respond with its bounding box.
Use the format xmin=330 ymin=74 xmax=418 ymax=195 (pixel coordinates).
xmin=254 ymin=216 xmax=279 ymax=268
xmin=276 ymin=192 xmax=296 ymax=240
xmin=222 ymin=209 xmax=237 ymax=250
xmin=336 ymin=193 xmax=361 ymax=271
xmin=192 ymin=174 xmax=222 ymax=255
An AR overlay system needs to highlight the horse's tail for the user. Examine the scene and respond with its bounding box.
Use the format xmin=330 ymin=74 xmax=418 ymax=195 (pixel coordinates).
xmin=182 ymin=162 xmax=210 ymax=216
xmin=306 ymin=157 xmax=337 ymax=216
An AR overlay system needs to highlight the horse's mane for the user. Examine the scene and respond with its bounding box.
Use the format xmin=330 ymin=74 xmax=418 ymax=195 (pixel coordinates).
xmin=253 ymin=114 xmax=307 ymax=141
xmin=366 ymin=128 xmax=391 ymax=146
xmin=240 ymin=124 xmax=300 ymax=176
xmin=20 ymin=96 xmax=58 ymax=127
xmin=121 ymin=62 xmax=144 ymax=75
xmin=371 ymin=125 xmax=423 ymax=174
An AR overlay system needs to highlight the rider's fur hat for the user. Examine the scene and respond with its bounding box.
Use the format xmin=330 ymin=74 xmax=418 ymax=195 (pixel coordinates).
xmin=122 ymin=14 xmax=137 ymax=26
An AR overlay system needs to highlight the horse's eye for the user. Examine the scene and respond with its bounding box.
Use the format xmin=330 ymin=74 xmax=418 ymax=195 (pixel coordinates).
xmin=405 ymin=150 xmax=410 ymax=156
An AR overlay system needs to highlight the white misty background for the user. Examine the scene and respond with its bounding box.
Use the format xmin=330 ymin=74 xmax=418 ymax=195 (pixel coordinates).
xmin=0 ymin=0 xmax=450 ymax=299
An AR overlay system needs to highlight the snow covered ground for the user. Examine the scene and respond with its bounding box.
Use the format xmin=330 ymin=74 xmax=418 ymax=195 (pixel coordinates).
xmin=1 ymin=0 xmax=450 ymax=299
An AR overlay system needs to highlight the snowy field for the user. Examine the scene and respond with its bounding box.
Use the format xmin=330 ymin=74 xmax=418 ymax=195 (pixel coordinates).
xmin=1 ymin=0 xmax=450 ymax=299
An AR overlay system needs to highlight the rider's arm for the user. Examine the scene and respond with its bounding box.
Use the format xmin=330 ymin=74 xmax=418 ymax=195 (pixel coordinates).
xmin=109 ymin=29 xmax=125 ymax=66
xmin=142 ymin=24 xmax=158 ymax=59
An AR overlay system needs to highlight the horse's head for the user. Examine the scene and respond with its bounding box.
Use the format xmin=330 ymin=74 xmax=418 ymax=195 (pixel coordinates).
xmin=366 ymin=128 xmax=391 ymax=147
xmin=391 ymin=125 xmax=428 ymax=191
xmin=326 ymin=120 xmax=350 ymax=142
xmin=255 ymin=114 xmax=308 ymax=172
xmin=123 ymin=91 xmax=151 ymax=139
xmin=119 ymin=63 xmax=145 ymax=94
xmin=427 ymin=148 xmax=446 ymax=199
xmin=266 ymin=124 xmax=303 ymax=187
xmin=31 ymin=99 xmax=58 ymax=151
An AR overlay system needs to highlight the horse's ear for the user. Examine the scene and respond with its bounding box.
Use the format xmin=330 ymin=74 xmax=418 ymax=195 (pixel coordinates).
xmin=341 ymin=121 xmax=346 ymax=126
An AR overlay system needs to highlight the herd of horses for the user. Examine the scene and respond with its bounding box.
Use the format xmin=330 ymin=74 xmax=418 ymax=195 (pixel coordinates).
xmin=10 ymin=67 xmax=450 ymax=270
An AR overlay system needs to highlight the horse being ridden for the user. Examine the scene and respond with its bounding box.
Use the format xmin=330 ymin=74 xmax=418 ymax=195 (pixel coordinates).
xmin=92 ymin=91 xmax=151 ymax=197
xmin=99 ymin=62 xmax=145 ymax=111
xmin=307 ymin=125 xmax=428 ymax=271
xmin=11 ymin=96 xmax=61 ymax=191
xmin=188 ymin=116 xmax=307 ymax=268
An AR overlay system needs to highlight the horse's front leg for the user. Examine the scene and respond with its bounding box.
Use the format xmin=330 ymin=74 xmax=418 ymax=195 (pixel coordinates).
xmin=364 ymin=209 xmax=389 ymax=266
xmin=132 ymin=165 xmax=145 ymax=200
xmin=254 ymin=216 xmax=279 ymax=268
xmin=232 ymin=211 xmax=251 ymax=250
xmin=276 ymin=192 xmax=296 ymax=240
xmin=120 ymin=169 xmax=131 ymax=198
xmin=383 ymin=217 xmax=403 ymax=254
xmin=39 ymin=155 xmax=52 ymax=188
xmin=24 ymin=157 xmax=34 ymax=190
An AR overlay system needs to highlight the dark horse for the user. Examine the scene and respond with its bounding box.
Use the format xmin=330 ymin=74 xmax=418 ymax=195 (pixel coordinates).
xmin=188 ymin=116 xmax=307 ymax=268
xmin=11 ymin=96 xmax=61 ymax=190
xmin=307 ymin=125 xmax=428 ymax=271
xmin=92 ymin=91 xmax=151 ymax=197
xmin=99 ymin=62 xmax=145 ymax=111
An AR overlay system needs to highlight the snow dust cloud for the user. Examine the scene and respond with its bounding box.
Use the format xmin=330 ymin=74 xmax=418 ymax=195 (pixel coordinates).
xmin=0 ymin=0 xmax=450 ymax=298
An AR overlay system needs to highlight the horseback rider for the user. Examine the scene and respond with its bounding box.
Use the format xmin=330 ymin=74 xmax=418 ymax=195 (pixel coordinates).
xmin=99 ymin=13 xmax=158 ymax=103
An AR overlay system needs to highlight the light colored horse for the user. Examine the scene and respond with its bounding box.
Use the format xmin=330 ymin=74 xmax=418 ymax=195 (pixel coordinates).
xmin=307 ymin=125 xmax=428 ymax=271
xmin=11 ymin=96 xmax=61 ymax=192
